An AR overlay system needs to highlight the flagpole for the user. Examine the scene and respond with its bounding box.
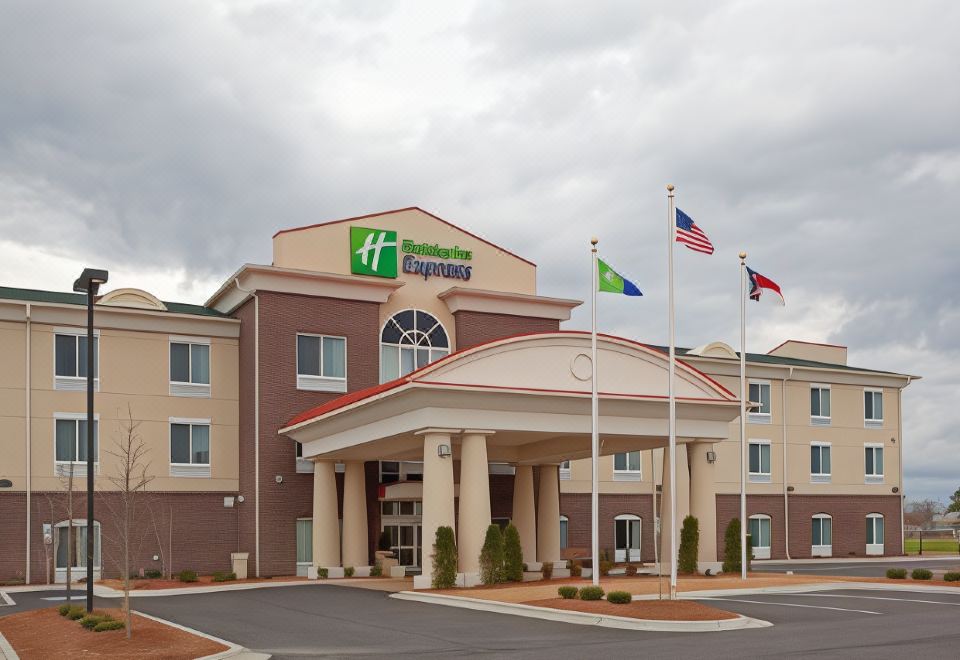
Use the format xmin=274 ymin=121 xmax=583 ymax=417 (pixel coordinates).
xmin=666 ymin=184 xmax=678 ymax=600
xmin=739 ymin=251 xmax=748 ymax=580
xmin=590 ymin=237 xmax=600 ymax=587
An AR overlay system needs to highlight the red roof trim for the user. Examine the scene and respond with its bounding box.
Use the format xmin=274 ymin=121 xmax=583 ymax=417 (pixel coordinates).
xmin=768 ymin=339 xmax=847 ymax=353
xmin=272 ymin=206 xmax=536 ymax=267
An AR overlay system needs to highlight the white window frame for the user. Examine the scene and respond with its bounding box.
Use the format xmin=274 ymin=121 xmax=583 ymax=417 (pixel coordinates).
xmin=296 ymin=517 xmax=313 ymax=576
xmin=169 ymin=417 xmax=212 ymax=478
xmin=748 ymin=440 xmax=772 ymax=483
xmin=559 ymin=515 xmax=569 ymax=550
xmin=379 ymin=461 xmax=422 ymax=483
xmin=864 ymin=443 xmax=884 ymax=484
xmin=296 ymin=333 xmax=348 ymax=392
xmin=810 ymin=442 xmax=832 ymax=483
xmin=864 ymin=388 xmax=883 ymax=428
xmin=812 ymin=513 xmax=833 ymax=557
xmin=559 ymin=460 xmax=571 ymax=481
xmin=866 ymin=513 xmax=884 ymax=555
xmin=613 ymin=451 xmax=642 ymax=481
xmin=748 ymin=380 xmax=772 ymax=423
xmin=613 ymin=514 xmax=642 ymax=562
xmin=53 ymin=328 xmax=100 ymax=392
xmin=810 ymin=384 xmax=831 ymax=426
xmin=53 ymin=519 xmax=101 ymax=582
xmin=169 ymin=335 xmax=212 ymax=397
xmin=53 ymin=413 xmax=100 ymax=476
xmin=748 ymin=514 xmax=772 ymax=559
xmin=379 ymin=309 xmax=450 ymax=384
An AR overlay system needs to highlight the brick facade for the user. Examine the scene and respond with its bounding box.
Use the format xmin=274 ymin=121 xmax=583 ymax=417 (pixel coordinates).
xmin=560 ymin=493 xmax=657 ymax=562
xmin=453 ymin=310 xmax=558 ymax=350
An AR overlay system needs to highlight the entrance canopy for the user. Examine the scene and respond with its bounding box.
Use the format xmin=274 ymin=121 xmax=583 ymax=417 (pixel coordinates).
xmin=280 ymin=332 xmax=741 ymax=464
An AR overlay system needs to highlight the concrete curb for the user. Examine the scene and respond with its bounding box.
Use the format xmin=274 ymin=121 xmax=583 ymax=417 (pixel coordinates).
xmin=0 ymin=633 xmax=19 ymax=660
xmin=96 ymin=580 xmax=320 ymax=598
xmin=389 ymin=591 xmax=771 ymax=632
xmin=628 ymin=581 xmax=960 ymax=600
xmin=133 ymin=610 xmax=270 ymax=660
xmin=754 ymin=556 xmax=957 ymax=565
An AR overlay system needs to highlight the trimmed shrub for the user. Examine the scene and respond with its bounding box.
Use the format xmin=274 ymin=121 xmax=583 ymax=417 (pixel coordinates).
xmin=144 ymin=569 xmax=163 ymax=579
xmin=211 ymin=571 xmax=236 ymax=582
xmin=93 ymin=620 xmax=126 ymax=632
xmin=370 ymin=562 xmax=383 ymax=577
xmin=344 ymin=566 xmax=355 ymax=578
xmin=317 ymin=567 xmax=328 ymax=579
xmin=943 ymin=571 xmax=960 ymax=582
xmin=722 ymin=518 xmax=742 ymax=574
xmin=80 ymin=614 xmax=114 ymax=630
xmin=599 ymin=549 xmax=613 ymax=577
xmin=378 ymin=530 xmax=392 ymax=552
xmin=886 ymin=568 xmax=907 ymax=579
xmin=570 ymin=561 xmax=582 ymax=578
xmin=912 ymin=568 xmax=933 ymax=580
xmin=607 ymin=590 xmax=632 ymax=604
xmin=479 ymin=525 xmax=505 ymax=585
xmin=557 ymin=586 xmax=578 ymax=599
xmin=178 ymin=570 xmax=198 ymax=583
xmin=579 ymin=586 xmax=605 ymax=601
xmin=542 ymin=562 xmax=553 ymax=580
xmin=678 ymin=515 xmax=700 ymax=575
xmin=58 ymin=604 xmax=72 ymax=616
xmin=66 ymin=606 xmax=86 ymax=620
xmin=432 ymin=526 xmax=458 ymax=589
xmin=503 ymin=523 xmax=524 ymax=582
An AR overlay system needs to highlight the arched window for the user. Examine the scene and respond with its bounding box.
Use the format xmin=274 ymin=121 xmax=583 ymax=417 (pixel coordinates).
xmin=54 ymin=520 xmax=101 ymax=581
xmin=748 ymin=514 xmax=772 ymax=559
xmin=614 ymin=514 xmax=642 ymax=563
xmin=559 ymin=515 xmax=569 ymax=549
xmin=866 ymin=513 xmax=884 ymax=555
xmin=380 ymin=310 xmax=449 ymax=383
xmin=812 ymin=513 xmax=833 ymax=557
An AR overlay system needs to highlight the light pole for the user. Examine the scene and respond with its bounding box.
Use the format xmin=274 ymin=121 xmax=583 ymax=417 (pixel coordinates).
xmin=72 ymin=268 xmax=108 ymax=613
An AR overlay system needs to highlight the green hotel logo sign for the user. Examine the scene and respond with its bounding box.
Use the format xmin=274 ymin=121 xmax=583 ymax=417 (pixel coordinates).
xmin=350 ymin=226 xmax=398 ymax=278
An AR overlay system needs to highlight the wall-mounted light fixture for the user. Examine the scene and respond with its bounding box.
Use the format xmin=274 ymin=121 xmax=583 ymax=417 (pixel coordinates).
xmin=786 ymin=485 xmax=795 ymax=492
xmin=275 ymin=475 xmax=283 ymax=484
xmin=438 ymin=444 xmax=452 ymax=458
xmin=0 ymin=479 xmax=12 ymax=488
xmin=706 ymin=451 xmax=717 ymax=464
xmin=892 ymin=486 xmax=899 ymax=494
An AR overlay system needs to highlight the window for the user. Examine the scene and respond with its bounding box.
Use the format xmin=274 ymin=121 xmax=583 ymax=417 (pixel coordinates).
xmin=748 ymin=514 xmax=772 ymax=559
xmin=748 ymin=441 xmax=771 ymax=482
xmin=866 ymin=514 xmax=884 ymax=555
xmin=54 ymin=331 xmax=99 ymax=391
xmin=296 ymin=518 xmax=313 ymax=576
xmin=170 ymin=420 xmax=211 ymax=477
xmin=54 ymin=520 xmax=101 ymax=576
xmin=614 ymin=514 xmax=642 ymax=562
xmin=810 ymin=385 xmax=831 ymax=425
xmin=295 ymin=442 xmax=314 ymax=473
xmin=54 ymin=415 xmax=99 ymax=475
xmin=810 ymin=443 xmax=831 ymax=483
xmin=613 ymin=452 xmax=642 ymax=481
xmin=864 ymin=444 xmax=884 ymax=483
xmin=864 ymin=389 xmax=883 ymax=428
xmin=380 ymin=310 xmax=449 ymax=383
xmin=560 ymin=515 xmax=569 ymax=549
xmin=170 ymin=338 xmax=210 ymax=396
xmin=559 ymin=460 xmax=571 ymax=481
xmin=379 ymin=461 xmax=422 ymax=484
xmin=296 ymin=334 xmax=347 ymax=392
xmin=748 ymin=381 xmax=772 ymax=423
xmin=812 ymin=514 xmax=832 ymax=556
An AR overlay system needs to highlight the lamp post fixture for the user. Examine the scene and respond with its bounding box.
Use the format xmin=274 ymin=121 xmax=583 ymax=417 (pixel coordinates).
xmin=72 ymin=268 xmax=108 ymax=613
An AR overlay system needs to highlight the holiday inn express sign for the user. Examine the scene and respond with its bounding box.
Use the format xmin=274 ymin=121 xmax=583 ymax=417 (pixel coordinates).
xmin=350 ymin=226 xmax=473 ymax=281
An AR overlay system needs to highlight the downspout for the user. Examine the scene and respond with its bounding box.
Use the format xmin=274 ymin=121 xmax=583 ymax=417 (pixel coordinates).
xmin=25 ymin=303 xmax=31 ymax=584
xmin=235 ymin=278 xmax=260 ymax=577
xmin=782 ymin=367 xmax=794 ymax=560
xmin=899 ymin=378 xmax=910 ymax=556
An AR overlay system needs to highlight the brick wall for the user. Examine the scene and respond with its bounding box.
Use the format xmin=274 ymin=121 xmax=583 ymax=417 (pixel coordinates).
xmin=561 ymin=493 xmax=657 ymax=562
xmin=453 ymin=311 xmax=558 ymax=350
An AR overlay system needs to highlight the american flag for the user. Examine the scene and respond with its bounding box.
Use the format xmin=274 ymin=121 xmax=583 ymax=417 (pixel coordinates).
xmin=675 ymin=208 xmax=714 ymax=255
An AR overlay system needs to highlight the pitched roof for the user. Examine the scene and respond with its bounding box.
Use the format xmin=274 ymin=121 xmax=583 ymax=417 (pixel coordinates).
xmin=0 ymin=286 xmax=227 ymax=318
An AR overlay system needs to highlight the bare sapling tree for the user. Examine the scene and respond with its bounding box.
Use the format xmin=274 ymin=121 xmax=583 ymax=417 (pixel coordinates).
xmin=52 ymin=453 xmax=80 ymax=602
xmin=100 ymin=405 xmax=153 ymax=639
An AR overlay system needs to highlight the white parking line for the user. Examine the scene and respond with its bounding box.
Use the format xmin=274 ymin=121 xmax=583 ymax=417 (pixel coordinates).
xmin=0 ymin=592 xmax=14 ymax=607
xmin=790 ymin=593 xmax=960 ymax=607
xmin=701 ymin=598 xmax=881 ymax=615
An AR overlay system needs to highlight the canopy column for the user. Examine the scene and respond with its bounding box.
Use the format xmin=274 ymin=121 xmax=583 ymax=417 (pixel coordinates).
xmin=689 ymin=442 xmax=719 ymax=571
xmin=659 ymin=443 xmax=691 ymax=576
xmin=512 ymin=465 xmax=537 ymax=564
xmin=414 ymin=428 xmax=458 ymax=589
xmin=536 ymin=464 xmax=561 ymax=565
xmin=458 ymin=431 xmax=494 ymax=585
xmin=312 ymin=461 xmax=341 ymax=571
xmin=341 ymin=461 xmax=368 ymax=569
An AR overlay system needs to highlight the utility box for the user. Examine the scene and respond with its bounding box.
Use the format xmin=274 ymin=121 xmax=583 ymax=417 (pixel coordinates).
xmin=231 ymin=552 xmax=249 ymax=580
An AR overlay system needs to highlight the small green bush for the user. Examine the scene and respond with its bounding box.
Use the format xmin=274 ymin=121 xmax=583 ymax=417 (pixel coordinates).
xmin=432 ymin=525 xmax=458 ymax=589
xmin=370 ymin=562 xmax=383 ymax=577
xmin=886 ymin=568 xmax=907 ymax=579
xmin=579 ymin=585 xmax=605 ymax=601
xmin=678 ymin=515 xmax=700 ymax=575
xmin=144 ymin=569 xmax=163 ymax=579
xmin=317 ymin=567 xmax=328 ymax=579
xmin=479 ymin=525 xmax=505 ymax=585
xmin=722 ymin=518 xmax=742 ymax=574
xmin=80 ymin=614 xmax=114 ymax=630
xmin=570 ymin=561 xmax=582 ymax=578
xmin=93 ymin=620 xmax=126 ymax=632
xmin=212 ymin=571 xmax=237 ymax=582
xmin=943 ymin=571 xmax=960 ymax=582
xmin=58 ymin=604 xmax=72 ymax=616
xmin=557 ymin=586 xmax=578 ymax=599
xmin=607 ymin=590 xmax=632 ymax=604
xmin=344 ymin=566 xmax=355 ymax=578
xmin=912 ymin=568 xmax=933 ymax=580
xmin=503 ymin=523 xmax=524 ymax=582
xmin=66 ymin=606 xmax=86 ymax=620
xmin=178 ymin=570 xmax=198 ymax=583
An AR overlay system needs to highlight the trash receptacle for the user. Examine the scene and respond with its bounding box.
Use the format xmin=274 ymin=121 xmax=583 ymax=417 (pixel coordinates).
xmin=231 ymin=552 xmax=249 ymax=580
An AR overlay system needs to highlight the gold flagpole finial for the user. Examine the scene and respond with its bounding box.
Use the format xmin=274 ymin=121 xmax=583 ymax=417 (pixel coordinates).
xmin=591 ymin=237 xmax=598 ymax=246
xmin=739 ymin=251 xmax=747 ymax=261
xmin=666 ymin=183 xmax=675 ymax=192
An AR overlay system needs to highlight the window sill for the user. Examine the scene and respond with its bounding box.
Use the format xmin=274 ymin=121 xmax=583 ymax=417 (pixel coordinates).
xmin=170 ymin=464 xmax=211 ymax=478
xmin=55 ymin=462 xmax=99 ymax=477
xmin=811 ymin=546 xmax=832 ymax=557
xmin=296 ymin=375 xmax=347 ymax=393
xmin=865 ymin=475 xmax=884 ymax=484
xmin=613 ymin=471 xmax=643 ymax=482
xmin=748 ymin=413 xmax=772 ymax=425
xmin=170 ymin=382 xmax=211 ymax=398
xmin=748 ymin=474 xmax=772 ymax=483
xmin=810 ymin=417 xmax=831 ymax=427
xmin=55 ymin=377 xmax=100 ymax=392
xmin=865 ymin=420 xmax=883 ymax=429
xmin=810 ymin=475 xmax=831 ymax=484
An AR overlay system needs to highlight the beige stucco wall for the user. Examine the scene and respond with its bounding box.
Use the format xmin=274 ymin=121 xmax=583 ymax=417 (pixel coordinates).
xmin=1 ymin=317 xmax=239 ymax=493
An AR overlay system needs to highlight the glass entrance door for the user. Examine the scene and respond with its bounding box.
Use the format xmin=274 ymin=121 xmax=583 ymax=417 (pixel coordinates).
xmin=614 ymin=516 xmax=641 ymax=562
xmin=381 ymin=500 xmax=423 ymax=568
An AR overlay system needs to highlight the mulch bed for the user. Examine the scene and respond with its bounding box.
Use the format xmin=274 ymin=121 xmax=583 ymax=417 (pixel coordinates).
xmin=0 ymin=607 xmax=228 ymax=659
xmin=99 ymin=575 xmax=306 ymax=590
xmin=524 ymin=598 xmax=739 ymax=621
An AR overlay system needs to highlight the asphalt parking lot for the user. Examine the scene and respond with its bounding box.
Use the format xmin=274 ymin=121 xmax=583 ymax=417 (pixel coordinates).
xmin=754 ymin=557 xmax=960 ymax=577
xmin=4 ymin=583 xmax=960 ymax=658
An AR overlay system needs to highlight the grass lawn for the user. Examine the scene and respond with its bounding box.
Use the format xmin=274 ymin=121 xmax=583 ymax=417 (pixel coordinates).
xmin=904 ymin=538 xmax=960 ymax=554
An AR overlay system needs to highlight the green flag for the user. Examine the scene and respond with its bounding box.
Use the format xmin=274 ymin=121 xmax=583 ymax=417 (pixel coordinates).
xmin=598 ymin=258 xmax=642 ymax=296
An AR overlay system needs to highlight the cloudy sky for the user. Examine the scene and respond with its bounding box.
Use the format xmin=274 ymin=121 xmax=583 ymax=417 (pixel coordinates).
xmin=2 ymin=1 xmax=957 ymax=501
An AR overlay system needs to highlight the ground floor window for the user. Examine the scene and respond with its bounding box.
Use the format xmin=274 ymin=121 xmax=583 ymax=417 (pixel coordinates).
xmin=812 ymin=514 xmax=833 ymax=557
xmin=296 ymin=518 xmax=312 ymax=576
xmin=55 ymin=520 xmax=101 ymax=574
xmin=614 ymin=514 xmax=641 ymax=562
xmin=866 ymin=513 xmax=884 ymax=555
xmin=381 ymin=499 xmax=423 ymax=567
xmin=560 ymin=515 xmax=569 ymax=549
xmin=748 ymin=514 xmax=772 ymax=559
